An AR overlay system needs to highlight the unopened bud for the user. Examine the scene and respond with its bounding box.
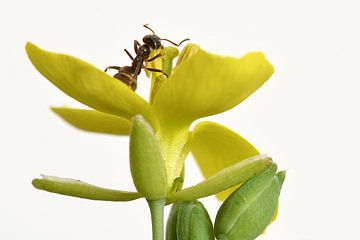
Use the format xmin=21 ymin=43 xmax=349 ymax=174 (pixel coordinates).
xmin=166 ymin=200 xmax=214 ymax=240
xmin=214 ymin=164 xmax=285 ymax=240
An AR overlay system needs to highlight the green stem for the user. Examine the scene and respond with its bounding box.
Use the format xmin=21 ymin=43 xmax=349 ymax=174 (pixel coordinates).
xmin=147 ymin=199 xmax=166 ymax=240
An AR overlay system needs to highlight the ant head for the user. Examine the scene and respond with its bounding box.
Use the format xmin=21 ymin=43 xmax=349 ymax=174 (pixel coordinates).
xmin=142 ymin=24 xmax=162 ymax=49
xmin=143 ymin=34 xmax=162 ymax=50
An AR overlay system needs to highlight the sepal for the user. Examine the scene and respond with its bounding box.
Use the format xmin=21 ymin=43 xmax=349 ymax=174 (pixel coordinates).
xmin=167 ymin=155 xmax=272 ymax=202
xmin=32 ymin=175 xmax=141 ymax=201
xmin=130 ymin=115 xmax=168 ymax=200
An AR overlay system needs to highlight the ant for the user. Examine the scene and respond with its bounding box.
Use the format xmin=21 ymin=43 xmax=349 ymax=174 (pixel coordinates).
xmin=105 ymin=24 xmax=189 ymax=91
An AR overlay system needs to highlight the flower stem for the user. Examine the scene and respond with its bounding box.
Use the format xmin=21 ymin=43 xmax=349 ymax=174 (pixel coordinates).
xmin=147 ymin=199 xmax=166 ymax=240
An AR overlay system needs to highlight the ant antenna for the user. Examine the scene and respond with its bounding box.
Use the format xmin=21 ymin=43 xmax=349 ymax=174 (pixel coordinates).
xmin=143 ymin=24 xmax=155 ymax=34
xmin=161 ymin=38 xmax=190 ymax=47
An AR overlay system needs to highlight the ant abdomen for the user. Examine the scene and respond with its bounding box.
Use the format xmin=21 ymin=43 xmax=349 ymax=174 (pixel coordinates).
xmin=113 ymin=67 xmax=137 ymax=91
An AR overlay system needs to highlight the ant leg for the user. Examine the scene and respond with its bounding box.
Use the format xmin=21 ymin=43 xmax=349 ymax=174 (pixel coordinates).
xmin=134 ymin=40 xmax=141 ymax=54
xmin=105 ymin=66 xmax=121 ymax=72
xmin=124 ymin=49 xmax=134 ymax=60
xmin=144 ymin=67 xmax=169 ymax=78
xmin=146 ymin=53 xmax=162 ymax=62
xmin=161 ymin=38 xmax=190 ymax=46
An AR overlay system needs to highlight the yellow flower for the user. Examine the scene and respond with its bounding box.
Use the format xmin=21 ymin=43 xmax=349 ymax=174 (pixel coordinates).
xmin=26 ymin=42 xmax=274 ymax=200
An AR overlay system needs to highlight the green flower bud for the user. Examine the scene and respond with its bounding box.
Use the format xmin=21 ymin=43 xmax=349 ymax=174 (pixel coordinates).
xmin=130 ymin=115 xmax=167 ymax=200
xmin=166 ymin=202 xmax=180 ymax=240
xmin=214 ymin=164 xmax=285 ymax=240
xmin=166 ymin=201 xmax=214 ymax=240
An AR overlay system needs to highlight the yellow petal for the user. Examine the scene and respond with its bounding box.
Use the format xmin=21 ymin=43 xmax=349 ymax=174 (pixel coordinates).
xmin=189 ymin=121 xmax=260 ymax=200
xmin=51 ymin=107 xmax=131 ymax=135
xmin=153 ymin=47 xmax=272 ymax=191
xmin=153 ymin=48 xmax=274 ymax=127
xmin=155 ymin=124 xmax=190 ymax=193
xmin=145 ymin=49 xmax=162 ymax=80
xmin=175 ymin=43 xmax=201 ymax=66
xmin=25 ymin=42 xmax=157 ymax=127
xmin=149 ymin=47 xmax=179 ymax=104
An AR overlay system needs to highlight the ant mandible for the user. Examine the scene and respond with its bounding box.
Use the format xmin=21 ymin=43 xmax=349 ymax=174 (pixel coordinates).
xmin=105 ymin=24 xmax=189 ymax=91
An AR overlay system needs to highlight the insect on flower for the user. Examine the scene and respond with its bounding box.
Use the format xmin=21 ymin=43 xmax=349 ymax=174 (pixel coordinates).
xmin=105 ymin=24 xmax=190 ymax=91
xmin=26 ymin=40 xmax=275 ymax=202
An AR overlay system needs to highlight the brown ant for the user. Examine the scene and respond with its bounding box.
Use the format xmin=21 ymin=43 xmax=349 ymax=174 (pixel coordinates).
xmin=105 ymin=24 xmax=189 ymax=91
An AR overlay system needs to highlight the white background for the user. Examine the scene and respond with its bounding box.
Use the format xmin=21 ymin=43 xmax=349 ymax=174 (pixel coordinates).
xmin=1 ymin=0 xmax=359 ymax=239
